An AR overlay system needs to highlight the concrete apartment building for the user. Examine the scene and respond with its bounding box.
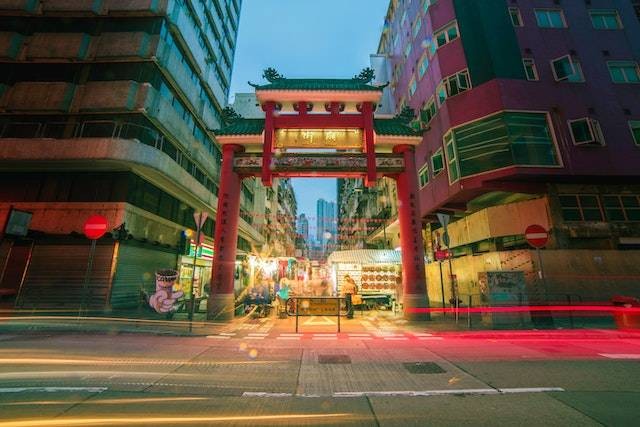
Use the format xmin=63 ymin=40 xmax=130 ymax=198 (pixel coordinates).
xmin=0 ymin=0 xmax=268 ymax=312
xmin=351 ymin=0 xmax=640 ymax=303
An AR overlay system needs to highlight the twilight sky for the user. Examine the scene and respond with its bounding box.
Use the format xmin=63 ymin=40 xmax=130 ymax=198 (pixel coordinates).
xmin=229 ymin=0 xmax=390 ymax=228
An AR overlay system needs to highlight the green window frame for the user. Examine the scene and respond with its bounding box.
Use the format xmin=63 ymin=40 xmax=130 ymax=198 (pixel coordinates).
xmin=435 ymin=22 xmax=459 ymax=48
xmin=422 ymin=0 xmax=435 ymax=15
xmin=568 ymin=118 xmax=605 ymax=146
xmin=630 ymin=121 xmax=640 ymax=145
xmin=413 ymin=16 xmax=422 ymax=38
xmin=602 ymin=195 xmax=640 ymax=222
xmin=420 ymin=97 xmax=437 ymax=125
xmin=535 ymin=9 xmax=567 ymax=28
xmin=608 ymin=61 xmax=640 ymax=83
xmin=448 ymin=111 xmax=559 ymax=178
xmin=409 ymin=77 xmax=417 ymax=97
xmin=418 ymin=54 xmax=429 ymax=79
xmin=404 ymin=42 xmax=412 ymax=59
xmin=523 ymin=58 xmax=539 ymax=81
xmin=418 ymin=164 xmax=429 ymax=188
xmin=509 ymin=7 xmax=523 ymax=27
xmin=431 ymin=148 xmax=444 ymax=176
xmin=551 ymin=55 xmax=585 ymax=82
xmin=444 ymin=132 xmax=460 ymax=183
xmin=589 ymin=10 xmax=623 ymax=30
xmin=558 ymin=195 xmax=604 ymax=222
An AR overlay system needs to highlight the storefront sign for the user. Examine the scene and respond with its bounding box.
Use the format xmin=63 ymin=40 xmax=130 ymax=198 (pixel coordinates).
xmin=275 ymin=129 xmax=363 ymax=149
xmin=189 ymin=241 xmax=214 ymax=260
xmin=296 ymin=297 xmax=341 ymax=316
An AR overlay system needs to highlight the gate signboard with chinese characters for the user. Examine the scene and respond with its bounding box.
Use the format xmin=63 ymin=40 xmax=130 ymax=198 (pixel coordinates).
xmin=208 ymin=68 xmax=430 ymax=322
xmin=275 ymin=129 xmax=363 ymax=149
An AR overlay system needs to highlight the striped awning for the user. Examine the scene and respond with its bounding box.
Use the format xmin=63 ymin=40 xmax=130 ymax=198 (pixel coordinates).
xmin=327 ymin=250 xmax=401 ymax=265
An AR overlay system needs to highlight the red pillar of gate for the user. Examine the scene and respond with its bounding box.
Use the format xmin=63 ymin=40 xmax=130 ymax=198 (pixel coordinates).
xmin=362 ymin=102 xmax=376 ymax=188
xmin=262 ymin=102 xmax=276 ymax=186
xmin=393 ymin=144 xmax=430 ymax=320
xmin=208 ymin=144 xmax=244 ymax=320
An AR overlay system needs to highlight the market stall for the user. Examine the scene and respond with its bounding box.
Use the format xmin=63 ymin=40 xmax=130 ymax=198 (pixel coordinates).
xmin=327 ymin=250 xmax=402 ymax=309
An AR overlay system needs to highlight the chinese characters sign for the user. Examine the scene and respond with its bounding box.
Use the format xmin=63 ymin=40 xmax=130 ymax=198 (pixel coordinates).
xmin=275 ymin=129 xmax=363 ymax=149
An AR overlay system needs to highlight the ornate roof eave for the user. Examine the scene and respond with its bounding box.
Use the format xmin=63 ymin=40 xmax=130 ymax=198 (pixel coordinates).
xmin=255 ymin=89 xmax=383 ymax=103
xmin=375 ymin=135 xmax=423 ymax=146
xmin=215 ymin=133 xmax=264 ymax=145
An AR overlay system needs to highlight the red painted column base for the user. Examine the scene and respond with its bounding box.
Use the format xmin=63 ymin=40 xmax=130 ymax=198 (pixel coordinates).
xmin=208 ymin=144 xmax=244 ymax=321
xmin=394 ymin=144 xmax=430 ymax=321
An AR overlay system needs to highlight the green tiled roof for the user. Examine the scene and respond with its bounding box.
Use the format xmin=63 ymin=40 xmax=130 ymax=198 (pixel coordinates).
xmin=249 ymin=78 xmax=384 ymax=92
xmin=215 ymin=118 xmax=421 ymax=137
xmin=215 ymin=119 xmax=265 ymax=136
xmin=374 ymin=118 xmax=422 ymax=137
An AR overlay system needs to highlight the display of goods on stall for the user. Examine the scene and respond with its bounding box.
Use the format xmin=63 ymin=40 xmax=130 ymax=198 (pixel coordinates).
xmin=360 ymin=264 xmax=401 ymax=293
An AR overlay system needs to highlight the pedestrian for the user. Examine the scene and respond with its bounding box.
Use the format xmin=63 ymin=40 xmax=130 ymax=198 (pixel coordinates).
xmin=341 ymin=275 xmax=357 ymax=319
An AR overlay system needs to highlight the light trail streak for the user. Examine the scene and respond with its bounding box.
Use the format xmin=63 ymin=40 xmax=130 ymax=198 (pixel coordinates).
xmin=0 ymin=358 xmax=286 ymax=366
xmin=0 ymin=397 xmax=210 ymax=406
xmin=0 ymin=413 xmax=352 ymax=427
xmin=406 ymin=305 xmax=640 ymax=314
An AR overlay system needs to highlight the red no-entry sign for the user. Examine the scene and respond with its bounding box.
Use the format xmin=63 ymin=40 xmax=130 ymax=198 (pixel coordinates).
xmin=525 ymin=224 xmax=548 ymax=248
xmin=83 ymin=215 xmax=109 ymax=240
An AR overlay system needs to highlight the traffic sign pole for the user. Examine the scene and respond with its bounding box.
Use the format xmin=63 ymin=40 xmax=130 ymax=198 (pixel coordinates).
xmin=189 ymin=211 xmax=208 ymax=332
xmin=79 ymin=215 xmax=108 ymax=318
xmin=79 ymin=239 xmax=97 ymax=318
xmin=525 ymin=225 xmax=550 ymax=302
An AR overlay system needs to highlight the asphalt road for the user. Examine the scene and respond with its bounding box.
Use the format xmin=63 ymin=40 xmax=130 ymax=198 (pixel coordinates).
xmin=0 ymin=317 xmax=639 ymax=426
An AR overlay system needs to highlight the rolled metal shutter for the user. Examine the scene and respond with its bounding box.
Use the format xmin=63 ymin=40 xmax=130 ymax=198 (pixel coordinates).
xmin=18 ymin=242 xmax=115 ymax=309
xmin=110 ymin=243 xmax=177 ymax=310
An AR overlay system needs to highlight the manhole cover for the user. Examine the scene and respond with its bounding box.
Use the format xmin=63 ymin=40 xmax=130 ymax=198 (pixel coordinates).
xmin=403 ymin=362 xmax=446 ymax=374
xmin=318 ymin=355 xmax=351 ymax=364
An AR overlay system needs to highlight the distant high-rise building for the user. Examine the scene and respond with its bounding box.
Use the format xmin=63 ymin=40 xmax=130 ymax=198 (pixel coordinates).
xmin=0 ymin=0 xmax=254 ymax=311
xmin=316 ymin=199 xmax=337 ymax=256
xmin=297 ymin=214 xmax=309 ymax=243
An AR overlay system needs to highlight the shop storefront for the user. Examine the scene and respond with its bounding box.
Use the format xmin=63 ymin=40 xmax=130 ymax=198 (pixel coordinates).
xmin=328 ymin=249 xmax=402 ymax=307
xmin=178 ymin=241 xmax=214 ymax=298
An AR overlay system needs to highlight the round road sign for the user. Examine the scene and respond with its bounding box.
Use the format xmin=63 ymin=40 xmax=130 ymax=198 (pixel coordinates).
xmin=84 ymin=215 xmax=109 ymax=240
xmin=525 ymin=224 xmax=548 ymax=248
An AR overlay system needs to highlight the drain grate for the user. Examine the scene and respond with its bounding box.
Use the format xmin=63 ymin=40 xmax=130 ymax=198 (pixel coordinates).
xmin=318 ymin=355 xmax=352 ymax=364
xmin=403 ymin=362 xmax=446 ymax=374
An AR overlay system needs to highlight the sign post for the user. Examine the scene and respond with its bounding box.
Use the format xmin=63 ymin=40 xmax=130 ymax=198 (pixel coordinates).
xmin=189 ymin=211 xmax=208 ymax=332
xmin=80 ymin=215 xmax=108 ymax=317
xmin=525 ymin=224 xmax=550 ymax=300
xmin=437 ymin=213 xmax=457 ymax=318
xmin=293 ymin=296 xmax=343 ymax=333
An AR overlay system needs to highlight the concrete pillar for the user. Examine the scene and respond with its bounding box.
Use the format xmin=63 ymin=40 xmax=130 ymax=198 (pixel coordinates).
xmin=394 ymin=144 xmax=430 ymax=321
xmin=208 ymin=144 xmax=244 ymax=321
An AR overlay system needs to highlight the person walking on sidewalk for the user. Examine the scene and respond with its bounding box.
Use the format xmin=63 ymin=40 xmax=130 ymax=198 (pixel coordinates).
xmin=341 ymin=275 xmax=357 ymax=319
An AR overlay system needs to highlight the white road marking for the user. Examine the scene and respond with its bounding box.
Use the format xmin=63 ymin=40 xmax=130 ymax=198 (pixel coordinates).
xmin=413 ymin=333 xmax=434 ymax=336
xmin=332 ymin=387 xmax=565 ymax=398
xmin=0 ymin=387 xmax=108 ymax=393
xmin=599 ymin=353 xmax=640 ymax=359
xmin=280 ymin=333 xmax=303 ymax=337
xmin=499 ymin=387 xmax=565 ymax=393
xmin=206 ymin=335 xmax=230 ymax=339
xmin=236 ymin=387 xmax=566 ymax=399
xmin=312 ymin=337 xmax=338 ymax=340
xmin=219 ymin=332 xmax=236 ymax=336
xmin=242 ymin=392 xmax=293 ymax=397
